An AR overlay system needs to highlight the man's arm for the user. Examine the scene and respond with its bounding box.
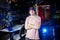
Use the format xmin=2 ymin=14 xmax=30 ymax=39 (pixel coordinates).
xmin=25 ymin=17 xmax=32 ymax=30
xmin=32 ymin=17 xmax=41 ymax=29
xmin=25 ymin=16 xmax=41 ymax=30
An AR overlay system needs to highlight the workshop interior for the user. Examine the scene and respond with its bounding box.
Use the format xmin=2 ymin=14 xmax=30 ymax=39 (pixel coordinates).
xmin=0 ymin=0 xmax=60 ymax=40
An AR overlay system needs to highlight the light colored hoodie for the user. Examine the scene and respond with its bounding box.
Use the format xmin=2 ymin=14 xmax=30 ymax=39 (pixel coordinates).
xmin=25 ymin=16 xmax=41 ymax=39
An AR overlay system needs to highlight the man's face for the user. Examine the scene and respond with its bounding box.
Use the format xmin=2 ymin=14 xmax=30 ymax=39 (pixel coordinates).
xmin=29 ymin=10 xmax=35 ymax=15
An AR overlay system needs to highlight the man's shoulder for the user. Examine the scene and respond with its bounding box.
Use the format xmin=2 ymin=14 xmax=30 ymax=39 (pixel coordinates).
xmin=26 ymin=16 xmax=30 ymax=18
xmin=36 ymin=16 xmax=41 ymax=19
xmin=26 ymin=16 xmax=30 ymax=20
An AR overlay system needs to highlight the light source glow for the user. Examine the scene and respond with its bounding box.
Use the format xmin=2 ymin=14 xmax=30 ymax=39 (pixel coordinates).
xmin=43 ymin=28 xmax=47 ymax=33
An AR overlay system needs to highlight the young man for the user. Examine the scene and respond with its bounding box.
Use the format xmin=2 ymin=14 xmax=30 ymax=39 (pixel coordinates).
xmin=25 ymin=7 xmax=41 ymax=40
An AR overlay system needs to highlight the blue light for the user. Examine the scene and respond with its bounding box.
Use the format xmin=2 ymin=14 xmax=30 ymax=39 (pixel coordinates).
xmin=43 ymin=28 xmax=47 ymax=33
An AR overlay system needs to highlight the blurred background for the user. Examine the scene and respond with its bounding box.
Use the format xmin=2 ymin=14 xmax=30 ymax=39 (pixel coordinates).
xmin=0 ymin=0 xmax=60 ymax=40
